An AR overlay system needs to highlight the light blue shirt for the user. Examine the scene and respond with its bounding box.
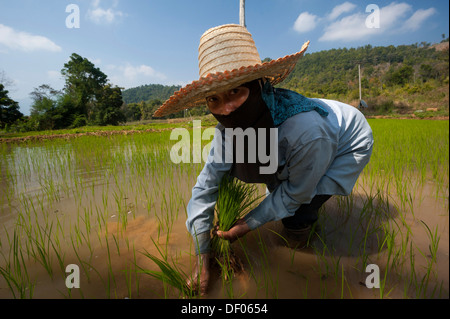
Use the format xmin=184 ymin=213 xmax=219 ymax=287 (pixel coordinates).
xmin=186 ymin=98 xmax=374 ymax=254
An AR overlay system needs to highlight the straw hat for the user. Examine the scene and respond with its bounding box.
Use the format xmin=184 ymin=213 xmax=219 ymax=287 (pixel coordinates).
xmin=153 ymin=24 xmax=309 ymax=117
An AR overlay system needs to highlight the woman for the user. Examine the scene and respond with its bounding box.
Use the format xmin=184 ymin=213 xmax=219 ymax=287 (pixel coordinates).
xmin=154 ymin=24 xmax=374 ymax=295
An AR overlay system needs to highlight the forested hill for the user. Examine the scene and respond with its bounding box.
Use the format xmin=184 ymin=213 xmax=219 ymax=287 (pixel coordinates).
xmin=282 ymin=41 xmax=449 ymax=97
xmin=122 ymin=84 xmax=181 ymax=104
xmin=120 ymin=40 xmax=448 ymax=120
xmin=123 ymin=41 xmax=448 ymax=105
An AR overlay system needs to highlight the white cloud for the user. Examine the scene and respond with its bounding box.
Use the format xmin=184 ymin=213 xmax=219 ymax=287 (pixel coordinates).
xmin=379 ymin=2 xmax=412 ymax=28
xmin=402 ymin=8 xmax=436 ymax=32
xmin=319 ymin=13 xmax=371 ymax=41
xmin=292 ymin=2 xmax=436 ymax=43
xmin=293 ymin=12 xmax=320 ymax=33
xmin=0 ymin=24 xmax=62 ymax=52
xmin=107 ymin=63 xmax=167 ymax=88
xmin=123 ymin=64 xmax=164 ymax=79
xmin=87 ymin=0 xmax=124 ymax=24
xmin=327 ymin=2 xmax=357 ymax=20
xmin=319 ymin=2 xmax=413 ymax=42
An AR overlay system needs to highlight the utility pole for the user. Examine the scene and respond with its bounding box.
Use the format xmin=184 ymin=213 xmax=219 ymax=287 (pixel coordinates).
xmin=357 ymin=63 xmax=368 ymax=110
xmin=240 ymin=0 xmax=246 ymax=27
xmin=358 ymin=64 xmax=362 ymax=101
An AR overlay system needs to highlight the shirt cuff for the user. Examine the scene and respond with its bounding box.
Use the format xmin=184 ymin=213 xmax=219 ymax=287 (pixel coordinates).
xmin=192 ymin=231 xmax=211 ymax=255
xmin=243 ymin=209 xmax=266 ymax=230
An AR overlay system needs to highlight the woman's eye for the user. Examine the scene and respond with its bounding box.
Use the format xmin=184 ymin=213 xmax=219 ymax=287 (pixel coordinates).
xmin=230 ymin=88 xmax=240 ymax=95
xmin=206 ymin=97 xmax=218 ymax=104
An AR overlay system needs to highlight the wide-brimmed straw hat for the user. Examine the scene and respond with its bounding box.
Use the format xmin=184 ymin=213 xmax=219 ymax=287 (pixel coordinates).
xmin=153 ymin=24 xmax=309 ymax=118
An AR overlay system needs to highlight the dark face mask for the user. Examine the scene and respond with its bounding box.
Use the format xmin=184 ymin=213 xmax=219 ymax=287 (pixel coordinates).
xmin=212 ymin=79 xmax=274 ymax=130
xmin=211 ymin=79 xmax=277 ymax=184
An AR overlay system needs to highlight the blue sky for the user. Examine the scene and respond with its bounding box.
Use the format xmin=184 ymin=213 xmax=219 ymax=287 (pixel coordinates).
xmin=1 ymin=0 xmax=448 ymax=115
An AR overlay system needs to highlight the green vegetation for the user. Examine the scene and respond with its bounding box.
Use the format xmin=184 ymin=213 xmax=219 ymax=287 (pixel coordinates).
xmin=139 ymin=175 xmax=261 ymax=298
xmin=0 ymin=84 xmax=23 ymax=129
xmin=211 ymin=175 xmax=261 ymax=281
xmin=121 ymin=84 xmax=181 ymax=121
xmin=120 ymin=41 xmax=449 ymax=120
xmin=3 ymin=53 xmax=126 ymax=133
xmin=122 ymin=84 xmax=181 ymax=104
xmin=0 ymin=118 xmax=447 ymax=299
xmin=283 ymin=42 xmax=449 ymax=115
xmin=2 ymin=40 xmax=447 ymax=135
xmin=138 ymin=239 xmax=196 ymax=299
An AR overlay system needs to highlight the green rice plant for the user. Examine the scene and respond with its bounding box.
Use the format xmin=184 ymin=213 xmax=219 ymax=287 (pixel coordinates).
xmin=132 ymin=245 xmax=141 ymax=297
xmin=123 ymin=262 xmax=133 ymax=299
xmin=266 ymin=228 xmax=297 ymax=265
xmin=139 ymin=174 xmax=261 ymax=298
xmin=255 ymin=229 xmax=279 ymax=298
xmin=0 ymin=231 xmax=35 ymax=298
xmin=70 ymin=236 xmax=91 ymax=284
xmin=379 ymin=224 xmax=396 ymax=299
xmin=215 ymin=251 xmax=236 ymax=298
xmin=0 ymin=118 xmax=447 ymax=299
xmin=237 ymin=238 xmax=263 ymax=296
xmin=104 ymin=231 xmax=118 ymax=298
xmin=420 ymin=220 xmax=440 ymax=265
xmin=211 ymin=174 xmax=262 ymax=280
xmin=138 ymin=238 xmax=195 ymax=299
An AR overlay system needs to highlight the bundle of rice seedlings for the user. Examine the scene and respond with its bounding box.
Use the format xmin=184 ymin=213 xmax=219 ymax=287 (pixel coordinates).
xmin=140 ymin=174 xmax=261 ymax=296
xmin=211 ymin=174 xmax=261 ymax=280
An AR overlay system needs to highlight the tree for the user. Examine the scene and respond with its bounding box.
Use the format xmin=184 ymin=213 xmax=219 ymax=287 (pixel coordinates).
xmin=419 ymin=64 xmax=435 ymax=82
xmin=121 ymin=84 xmax=181 ymax=104
xmin=92 ymin=84 xmax=126 ymax=125
xmin=385 ymin=64 xmax=414 ymax=86
xmin=0 ymin=84 xmax=23 ymax=129
xmin=57 ymin=93 xmax=79 ymax=128
xmin=29 ymin=84 xmax=61 ymax=101
xmin=29 ymin=84 xmax=62 ymax=130
xmin=121 ymin=103 xmax=141 ymax=122
xmin=60 ymin=53 xmax=126 ymax=126
xmin=61 ymin=53 xmax=108 ymax=120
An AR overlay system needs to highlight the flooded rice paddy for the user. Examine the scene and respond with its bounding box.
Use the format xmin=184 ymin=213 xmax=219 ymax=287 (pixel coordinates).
xmin=0 ymin=119 xmax=448 ymax=299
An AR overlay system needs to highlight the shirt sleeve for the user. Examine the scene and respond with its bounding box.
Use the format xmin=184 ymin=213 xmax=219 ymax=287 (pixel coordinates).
xmin=243 ymin=137 xmax=336 ymax=230
xmin=186 ymin=127 xmax=232 ymax=254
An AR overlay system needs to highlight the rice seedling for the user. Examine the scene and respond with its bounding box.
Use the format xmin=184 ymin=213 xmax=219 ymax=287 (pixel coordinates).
xmin=0 ymin=231 xmax=35 ymax=298
xmin=211 ymin=174 xmax=262 ymax=281
xmin=420 ymin=220 xmax=440 ymax=265
xmin=137 ymin=239 xmax=195 ymax=299
xmin=0 ymin=118 xmax=447 ymax=299
xmin=137 ymin=173 xmax=262 ymax=298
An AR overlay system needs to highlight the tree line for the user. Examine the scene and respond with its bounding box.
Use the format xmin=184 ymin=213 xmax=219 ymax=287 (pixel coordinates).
xmin=1 ymin=53 xmax=126 ymax=132
xmin=1 ymin=38 xmax=448 ymax=132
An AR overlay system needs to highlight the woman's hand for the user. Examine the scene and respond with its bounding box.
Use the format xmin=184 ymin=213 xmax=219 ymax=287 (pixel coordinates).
xmin=213 ymin=218 xmax=251 ymax=242
xmin=186 ymin=253 xmax=210 ymax=296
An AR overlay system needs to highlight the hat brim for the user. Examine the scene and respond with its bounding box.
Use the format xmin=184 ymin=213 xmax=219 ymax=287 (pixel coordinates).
xmin=153 ymin=41 xmax=310 ymax=118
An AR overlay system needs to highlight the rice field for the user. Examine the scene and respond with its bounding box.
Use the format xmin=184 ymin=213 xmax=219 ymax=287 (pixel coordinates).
xmin=0 ymin=118 xmax=448 ymax=299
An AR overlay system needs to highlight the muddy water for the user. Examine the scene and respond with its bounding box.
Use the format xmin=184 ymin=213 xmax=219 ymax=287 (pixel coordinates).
xmin=0 ymin=139 xmax=448 ymax=299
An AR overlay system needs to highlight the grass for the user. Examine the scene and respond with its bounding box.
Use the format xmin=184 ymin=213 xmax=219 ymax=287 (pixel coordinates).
xmin=0 ymin=118 xmax=448 ymax=299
